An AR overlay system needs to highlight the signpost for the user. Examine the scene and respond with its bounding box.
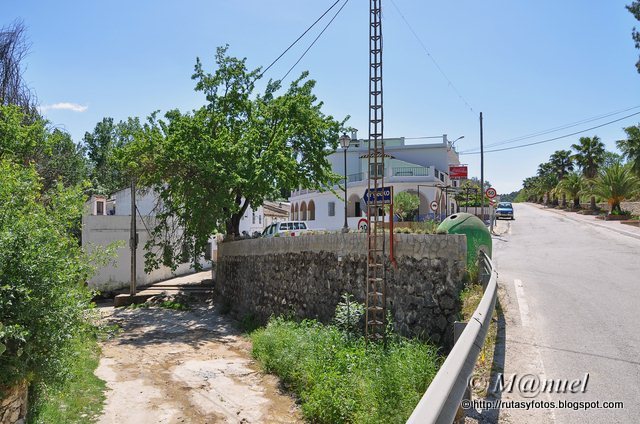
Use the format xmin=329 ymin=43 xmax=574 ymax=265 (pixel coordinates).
xmin=449 ymin=165 xmax=468 ymax=180
xmin=485 ymin=187 xmax=497 ymax=199
xmin=364 ymin=186 xmax=392 ymax=205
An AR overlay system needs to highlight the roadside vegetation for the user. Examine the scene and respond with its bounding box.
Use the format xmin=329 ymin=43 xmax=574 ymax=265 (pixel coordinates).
xmin=459 ymin=278 xmax=500 ymax=398
xmin=516 ymin=130 xmax=640 ymax=219
xmin=1 ymin=23 xmax=110 ymax=421
xmin=27 ymin=332 xmax=106 ymax=424
xmin=250 ymin=295 xmax=441 ymax=423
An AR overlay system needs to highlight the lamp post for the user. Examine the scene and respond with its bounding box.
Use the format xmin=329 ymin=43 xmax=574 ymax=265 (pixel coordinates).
xmin=340 ymin=132 xmax=351 ymax=233
xmin=447 ymin=135 xmax=465 ymax=151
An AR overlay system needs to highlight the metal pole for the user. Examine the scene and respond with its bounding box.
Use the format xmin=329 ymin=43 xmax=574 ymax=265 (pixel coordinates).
xmin=480 ymin=112 xmax=485 ymax=223
xmin=343 ymin=147 xmax=349 ymax=233
xmin=130 ymin=179 xmax=137 ymax=296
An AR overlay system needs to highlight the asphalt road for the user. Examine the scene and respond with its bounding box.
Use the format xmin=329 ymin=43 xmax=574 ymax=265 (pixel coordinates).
xmin=491 ymin=203 xmax=640 ymax=424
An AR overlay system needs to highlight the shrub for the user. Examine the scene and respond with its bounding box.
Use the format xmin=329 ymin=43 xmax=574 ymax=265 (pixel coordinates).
xmin=0 ymin=161 xmax=94 ymax=390
xmin=251 ymin=316 xmax=441 ymax=423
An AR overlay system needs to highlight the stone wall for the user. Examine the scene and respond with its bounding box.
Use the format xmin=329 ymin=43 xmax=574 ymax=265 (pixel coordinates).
xmin=216 ymin=233 xmax=467 ymax=347
xmin=0 ymin=381 xmax=28 ymax=424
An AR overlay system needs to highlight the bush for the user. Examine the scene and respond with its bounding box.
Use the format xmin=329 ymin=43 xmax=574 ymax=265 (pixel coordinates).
xmin=0 ymin=160 xmax=94 ymax=390
xmin=251 ymin=316 xmax=441 ymax=423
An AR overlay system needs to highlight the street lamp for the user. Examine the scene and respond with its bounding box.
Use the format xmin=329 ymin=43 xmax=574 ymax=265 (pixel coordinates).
xmin=447 ymin=135 xmax=465 ymax=151
xmin=340 ymin=132 xmax=352 ymax=233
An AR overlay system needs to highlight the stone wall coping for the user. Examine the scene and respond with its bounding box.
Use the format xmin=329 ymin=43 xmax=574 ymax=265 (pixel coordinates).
xmin=219 ymin=233 xmax=466 ymax=261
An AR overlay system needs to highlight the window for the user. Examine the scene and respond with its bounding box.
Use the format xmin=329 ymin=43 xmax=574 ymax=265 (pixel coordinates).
xmin=204 ymin=242 xmax=212 ymax=261
xmin=369 ymin=163 xmax=383 ymax=178
xmin=328 ymin=201 xmax=335 ymax=216
xmin=301 ymin=201 xmax=307 ymax=221
xmin=259 ymin=215 xmax=262 ymax=224
xmin=96 ymin=201 xmax=104 ymax=215
xmin=252 ymin=211 xmax=255 ymax=224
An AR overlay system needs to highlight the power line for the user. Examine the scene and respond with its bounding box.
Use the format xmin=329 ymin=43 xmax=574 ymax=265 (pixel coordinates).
xmin=260 ymin=0 xmax=342 ymax=78
xmin=461 ymin=105 xmax=640 ymax=153
xmin=388 ymin=0 xmax=475 ymax=114
xmin=459 ymin=111 xmax=640 ymax=155
xmin=280 ymin=0 xmax=350 ymax=82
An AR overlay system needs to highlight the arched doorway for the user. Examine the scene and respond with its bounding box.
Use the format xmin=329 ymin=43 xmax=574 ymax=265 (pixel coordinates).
xmin=294 ymin=203 xmax=299 ymax=221
xmin=300 ymin=201 xmax=307 ymax=221
xmin=348 ymin=193 xmax=361 ymax=217
xmin=308 ymin=200 xmax=316 ymax=221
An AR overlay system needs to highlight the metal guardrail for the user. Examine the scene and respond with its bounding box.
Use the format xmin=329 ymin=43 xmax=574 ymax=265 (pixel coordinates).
xmin=407 ymin=250 xmax=498 ymax=424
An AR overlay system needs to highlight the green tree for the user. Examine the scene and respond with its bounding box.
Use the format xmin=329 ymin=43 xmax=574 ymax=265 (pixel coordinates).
xmin=628 ymin=1 xmax=640 ymax=73
xmin=84 ymin=117 xmax=139 ymax=195
xmin=0 ymin=159 xmax=94 ymax=389
xmin=549 ymin=150 xmax=574 ymax=206
xmin=549 ymin=149 xmax=574 ymax=179
xmin=120 ymin=46 xmax=343 ymax=270
xmin=555 ymin=172 xmax=584 ymax=209
xmin=393 ymin=191 xmax=420 ymax=221
xmin=537 ymin=162 xmax=559 ymax=205
xmin=0 ymin=105 xmax=88 ymax=192
xmin=572 ymin=135 xmax=605 ymax=210
xmin=617 ymin=124 xmax=640 ymax=176
xmin=603 ymin=150 xmax=625 ymax=168
xmin=592 ymin=163 xmax=640 ymax=213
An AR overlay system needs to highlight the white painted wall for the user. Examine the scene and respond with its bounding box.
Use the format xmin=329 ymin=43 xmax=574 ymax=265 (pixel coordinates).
xmin=82 ymin=215 xmax=210 ymax=292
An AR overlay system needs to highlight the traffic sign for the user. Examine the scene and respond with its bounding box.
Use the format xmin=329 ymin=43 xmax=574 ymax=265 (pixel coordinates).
xmin=364 ymin=186 xmax=392 ymax=205
xmin=357 ymin=218 xmax=368 ymax=232
xmin=485 ymin=187 xmax=497 ymax=199
xmin=430 ymin=200 xmax=438 ymax=212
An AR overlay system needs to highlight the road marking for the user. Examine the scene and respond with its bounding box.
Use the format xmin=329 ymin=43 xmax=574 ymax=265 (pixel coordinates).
xmin=514 ymin=279 xmax=531 ymax=327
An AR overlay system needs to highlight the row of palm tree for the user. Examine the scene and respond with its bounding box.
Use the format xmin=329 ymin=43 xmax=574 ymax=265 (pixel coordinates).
xmin=519 ymin=125 xmax=640 ymax=215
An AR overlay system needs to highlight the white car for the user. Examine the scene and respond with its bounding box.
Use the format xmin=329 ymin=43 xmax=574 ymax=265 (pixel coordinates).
xmin=261 ymin=221 xmax=310 ymax=237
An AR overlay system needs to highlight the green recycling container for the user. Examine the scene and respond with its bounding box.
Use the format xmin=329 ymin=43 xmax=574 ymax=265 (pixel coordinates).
xmin=436 ymin=212 xmax=491 ymax=268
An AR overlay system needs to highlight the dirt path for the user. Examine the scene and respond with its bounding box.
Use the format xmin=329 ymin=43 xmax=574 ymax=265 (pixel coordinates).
xmin=95 ymin=303 xmax=302 ymax=424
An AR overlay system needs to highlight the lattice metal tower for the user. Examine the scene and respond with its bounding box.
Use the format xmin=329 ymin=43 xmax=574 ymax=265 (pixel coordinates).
xmin=366 ymin=0 xmax=386 ymax=341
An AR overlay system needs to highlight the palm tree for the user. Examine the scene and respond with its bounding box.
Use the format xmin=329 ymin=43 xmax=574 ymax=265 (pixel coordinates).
xmin=617 ymin=124 xmax=640 ymax=177
xmin=549 ymin=149 xmax=575 ymax=179
xmin=555 ymin=172 xmax=584 ymax=209
xmin=572 ymin=136 xmax=605 ymax=210
xmin=592 ymin=163 xmax=640 ymax=214
xmin=549 ymin=150 xmax=574 ymax=206
xmin=537 ymin=162 xmax=560 ymax=205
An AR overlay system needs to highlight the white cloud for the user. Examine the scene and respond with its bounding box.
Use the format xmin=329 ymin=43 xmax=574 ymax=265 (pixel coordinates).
xmin=40 ymin=102 xmax=88 ymax=113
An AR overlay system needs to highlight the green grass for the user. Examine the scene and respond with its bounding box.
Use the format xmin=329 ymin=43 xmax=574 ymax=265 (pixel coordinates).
xmin=27 ymin=334 xmax=106 ymax=424
xmin=459 ymin=282 xmax=500 ymax=397
xmin=250 ymin=317 xmax=441 ymax=423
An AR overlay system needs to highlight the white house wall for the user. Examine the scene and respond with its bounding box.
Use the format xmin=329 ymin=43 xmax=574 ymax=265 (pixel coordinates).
xmin=82 ymin=215 xmax=208 ymax=292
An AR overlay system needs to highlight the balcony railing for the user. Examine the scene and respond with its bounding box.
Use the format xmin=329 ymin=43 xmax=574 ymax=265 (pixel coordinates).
xmin=391 ymin=166 xmax=431 ymax=177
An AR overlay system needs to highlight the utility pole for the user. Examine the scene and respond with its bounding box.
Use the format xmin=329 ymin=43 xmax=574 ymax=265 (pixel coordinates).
xmin=130 ymin=179 xmax=137 ymax=296
xmin=366 ymin=0 xmax=387 ymax=343
xmin=480 ymin=112 xmax=485 ymax=223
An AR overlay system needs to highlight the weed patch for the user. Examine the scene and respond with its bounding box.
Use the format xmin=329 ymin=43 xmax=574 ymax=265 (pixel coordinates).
xmin=27 ymin=333 xmax=106 ymax=424
xmin=251 ymin=317 xmax=441 ymax=423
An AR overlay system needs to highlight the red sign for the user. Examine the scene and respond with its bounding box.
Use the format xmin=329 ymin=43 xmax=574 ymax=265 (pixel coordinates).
xmin=449 ymin=165 xmax=468 ymax=180
xmin=485 ymin=188 xmax=497 ymax=199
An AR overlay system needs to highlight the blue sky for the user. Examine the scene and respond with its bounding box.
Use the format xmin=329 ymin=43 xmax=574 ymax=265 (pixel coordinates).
xmin=5 ymin=0 xmax=640 ymax=193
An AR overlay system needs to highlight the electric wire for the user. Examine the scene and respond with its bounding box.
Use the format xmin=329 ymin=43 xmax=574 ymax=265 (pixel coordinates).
xmin=459 ymin=111 xmax=640 ymax=155
xmin=280 ymin=0 xmax=350 ymax=82
xmin=260 ymin=0 xmax=341 ymax=78
xmin=388 ymin=0 xmax=475 ymax=114
xmin=460 ymin=105 xmax=640 ymax=153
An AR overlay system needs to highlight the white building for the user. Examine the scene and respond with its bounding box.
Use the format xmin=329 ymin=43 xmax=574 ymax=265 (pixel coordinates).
xmin=82 ymin=188 xmax=273 ymax=291
xmin=289 ymin=135 xmax=463 ymax=231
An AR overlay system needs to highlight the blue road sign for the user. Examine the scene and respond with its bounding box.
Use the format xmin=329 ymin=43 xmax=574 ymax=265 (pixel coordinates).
xmin=364 ymin=187 xmax=392 ymax=205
